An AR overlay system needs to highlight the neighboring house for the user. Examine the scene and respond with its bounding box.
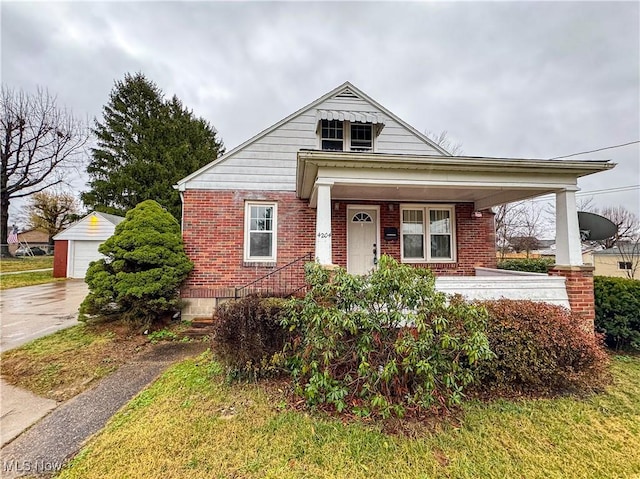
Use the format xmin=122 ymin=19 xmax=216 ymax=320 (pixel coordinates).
xmin=176 ymin=82 xmax=614 ymax=324
xmin=53 ymin=212 xmax=125 ymax=279
xmin=584 ymin=244 xmax=640 ymax=280
xmin=8 ymin=228 xmax=50 ymax=255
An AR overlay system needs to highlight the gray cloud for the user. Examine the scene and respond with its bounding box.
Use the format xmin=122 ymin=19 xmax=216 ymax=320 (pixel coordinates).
xmin=2 ymin=1 xmax=638 ymax=222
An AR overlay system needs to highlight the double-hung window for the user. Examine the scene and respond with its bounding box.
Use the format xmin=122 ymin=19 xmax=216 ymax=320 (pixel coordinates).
xmin=401 ymin=205 xmax=455 ymax=262
xmin=321 ymin=120 xmax=344 ymax=150
xmin=244 ymin=202 xmax=277 ymax=262
xmin=350 ymin=123 xmax=373 ymax=151
xmin=320 ymin=120 xmax=373 ymax=152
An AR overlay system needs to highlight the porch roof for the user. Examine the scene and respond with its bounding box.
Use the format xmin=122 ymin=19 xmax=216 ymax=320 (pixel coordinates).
xmin=296 ymin=150 xmax=615 ymax=210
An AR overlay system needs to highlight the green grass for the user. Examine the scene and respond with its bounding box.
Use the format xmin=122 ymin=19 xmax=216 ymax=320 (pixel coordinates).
xmin=0 ymin=256 xmax=58 ymax=289
xmin=0 ymin=256 xmax=53 ymax=273
xmin=0 ymin=270 xmax=62 ymax=289
xmin=1 ymin=324 xmax=147 ymax=401
xmin=58 ymin=354 xmax=640 ymax=479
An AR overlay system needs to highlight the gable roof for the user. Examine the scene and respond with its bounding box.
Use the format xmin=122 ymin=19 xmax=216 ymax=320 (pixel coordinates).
xmin=176 ymin=81 xmax=449 ymax=189
xmin=53 ymin=211 xmax=125 ymax=241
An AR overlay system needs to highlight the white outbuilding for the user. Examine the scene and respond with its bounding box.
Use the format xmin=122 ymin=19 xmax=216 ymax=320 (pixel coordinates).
xmin=53 ymin=212 xmax=125 ymax=279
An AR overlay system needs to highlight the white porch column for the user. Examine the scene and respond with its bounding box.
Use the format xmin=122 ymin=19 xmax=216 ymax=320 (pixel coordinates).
xmin=315 ymin=181 xmax=333 ymax=265
xmin=555 ymin=188 xmax=583 ymax=266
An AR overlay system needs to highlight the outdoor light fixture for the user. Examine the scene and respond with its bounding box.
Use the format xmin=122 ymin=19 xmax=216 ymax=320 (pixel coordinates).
xmin=473 ymin=211 xmax=483 ymax=218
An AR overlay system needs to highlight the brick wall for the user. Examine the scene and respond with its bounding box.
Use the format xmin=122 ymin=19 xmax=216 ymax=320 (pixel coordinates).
xmin=182 ymin=191 xmax=497 ymax=300
xmin=548 ymin=265 xmax=595 ymax=331
xmin=182 ymin=190 xmax=315 ymax=298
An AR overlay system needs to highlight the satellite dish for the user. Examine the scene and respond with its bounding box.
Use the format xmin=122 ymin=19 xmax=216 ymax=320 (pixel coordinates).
xmin=577 ymin=212 xmax=617 ymax=241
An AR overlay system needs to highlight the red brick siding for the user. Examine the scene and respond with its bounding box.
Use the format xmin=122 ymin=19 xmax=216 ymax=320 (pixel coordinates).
xmin=332 ymin=201 xmax=496 ymax=275
xmin=53 ymin=240 xmax=68 ymax=278
xmin=182 ymin=190 xmax=315 ymax=298
xmin=548 ymin=265 xmax=595 ymax=331
xmin=182 ymin=192 xmax=497 ymax=298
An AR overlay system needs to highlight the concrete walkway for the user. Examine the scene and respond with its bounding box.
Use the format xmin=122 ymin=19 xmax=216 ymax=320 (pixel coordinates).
xmin=0 ymin=342 xmax=207 ymax=478
xmin=0 ymin=381 xmax=57 ymax=448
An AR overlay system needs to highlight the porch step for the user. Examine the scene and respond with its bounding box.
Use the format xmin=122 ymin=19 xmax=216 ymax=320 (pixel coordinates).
xmin=181 ymin=318 xmax=215 ymax=340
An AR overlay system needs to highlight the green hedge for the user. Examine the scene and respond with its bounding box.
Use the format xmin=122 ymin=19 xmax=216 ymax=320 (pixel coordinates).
xmin=497 ymin=258 xmax=555 ymax=273
xmin=594 ymin=276 xmax=640 ymax=351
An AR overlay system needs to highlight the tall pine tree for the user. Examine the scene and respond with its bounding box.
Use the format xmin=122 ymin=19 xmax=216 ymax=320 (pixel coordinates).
xmin=82 ymin=73 xmax=224 ymax=220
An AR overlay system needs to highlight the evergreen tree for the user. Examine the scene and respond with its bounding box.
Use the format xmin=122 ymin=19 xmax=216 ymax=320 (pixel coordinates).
xmin=82 ymin=73 xmax=224 ymax=220
xmin=79 ymin=200 xmax=193 ymax=327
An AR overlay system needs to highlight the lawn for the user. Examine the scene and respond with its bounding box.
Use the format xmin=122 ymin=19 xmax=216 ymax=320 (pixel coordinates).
xmin=0 ymin=256 xmax=53 ymax=273
xmin=0 ymin=256 xmax=59 ymax=289
xmin=0 ymin=324 xmax=150 ymax=401
xmin=58 ymin=354 xmax=640 ymax=479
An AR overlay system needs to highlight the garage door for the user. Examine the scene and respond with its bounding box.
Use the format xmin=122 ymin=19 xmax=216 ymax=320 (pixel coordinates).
xmin=70 ymin=241 xmax=105 ymax=278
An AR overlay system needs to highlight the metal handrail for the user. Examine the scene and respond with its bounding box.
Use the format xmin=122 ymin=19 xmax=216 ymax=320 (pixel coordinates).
xmin=234 ymin=252 xmax=314 ymax=298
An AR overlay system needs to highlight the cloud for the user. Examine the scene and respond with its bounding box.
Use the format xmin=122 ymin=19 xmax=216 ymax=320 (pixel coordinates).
xmin=2 ymin=0 xmax=638 ymax=222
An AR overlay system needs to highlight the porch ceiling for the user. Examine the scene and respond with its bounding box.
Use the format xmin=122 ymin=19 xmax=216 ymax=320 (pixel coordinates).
xmin=297 ymin=150 xmax=614 ymax=210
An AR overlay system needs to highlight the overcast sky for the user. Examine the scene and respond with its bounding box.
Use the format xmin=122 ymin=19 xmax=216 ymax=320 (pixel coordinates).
xmin=2 ymin=1 xmax=639 ymax=229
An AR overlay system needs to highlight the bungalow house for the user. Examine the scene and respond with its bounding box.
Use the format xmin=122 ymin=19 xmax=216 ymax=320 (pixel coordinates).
xmin=176 ymin=82 xmax=614 ymax=325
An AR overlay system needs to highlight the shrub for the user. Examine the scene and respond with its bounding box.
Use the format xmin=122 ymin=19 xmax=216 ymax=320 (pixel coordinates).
xmin=79 ymin=200 xmax=193 ymax=327
xmin=497 ymin=258 xmax=554 ymax=273
xmin=212 ymin=295 xmax=289 ymax=380
xmin=477 ymin=299 xmax=609 ymax=394
xmin=594 ymin=276 xmax=640 ymax=351
xmin=282 ymin=256 xmax=493 ymax=418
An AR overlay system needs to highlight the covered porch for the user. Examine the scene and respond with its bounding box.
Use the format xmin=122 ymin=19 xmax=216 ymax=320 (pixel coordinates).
xmin=297 ymin=150 xmax=614 ymax=325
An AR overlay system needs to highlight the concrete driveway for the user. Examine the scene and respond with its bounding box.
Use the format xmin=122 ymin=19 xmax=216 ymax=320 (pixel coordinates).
xmin=0 ymin=280 xmax=88 ymax=353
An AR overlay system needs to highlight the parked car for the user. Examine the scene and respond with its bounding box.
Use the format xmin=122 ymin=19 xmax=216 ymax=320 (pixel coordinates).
xmin=14 ymin=246 xmax=47 ymax=256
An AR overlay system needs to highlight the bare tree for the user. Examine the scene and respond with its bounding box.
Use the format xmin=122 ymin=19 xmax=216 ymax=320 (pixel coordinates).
xmin=22 ymin=190 xmax=81 ymax=246
xmin=589 ymin=205 xmax=640 ymax=279
xmin=426 ymin=130 xmax=463 ymax=156
xmin=495 ymin=201 xmax=545 ymax=259
xmin=592 ymin=205 xmax=640 ymax=249
xmin=0 ymin=86 xmax=88 ymax=255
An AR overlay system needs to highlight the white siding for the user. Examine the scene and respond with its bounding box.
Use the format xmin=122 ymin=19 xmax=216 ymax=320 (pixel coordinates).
xmin=54 ymin=213 xmax=119 ymax=241
xmin=183 ymin=91 xmax=442 ymax=191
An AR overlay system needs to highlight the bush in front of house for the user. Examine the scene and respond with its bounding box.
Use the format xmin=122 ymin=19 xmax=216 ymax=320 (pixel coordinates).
xmin=476 ymin=299 xmax=610 ymax=394
xmin=79 ymin=200 xmax=193 ymax=328
xmin=281 ymin=256 xmax=493 ymax=418
xmin=212 ymin=295 xmax=289 ymax=380
xmin=497 ymin=258 xmax=555 ymax=273
xmin=594 ymin=276 xmax=640 ymax=351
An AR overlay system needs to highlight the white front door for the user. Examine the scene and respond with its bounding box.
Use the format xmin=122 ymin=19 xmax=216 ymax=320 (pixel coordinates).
xmin=347 ymin=207 xmax=378 ymax=275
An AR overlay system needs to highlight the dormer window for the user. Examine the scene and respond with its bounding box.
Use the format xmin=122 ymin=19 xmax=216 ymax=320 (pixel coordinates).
xmin=350 ymin=123 xmax=372 ymax=151
xmin=321 ymin=120 xmax=344 ymax=150
xmin=319 ymin=119 xmax=373 ymax=152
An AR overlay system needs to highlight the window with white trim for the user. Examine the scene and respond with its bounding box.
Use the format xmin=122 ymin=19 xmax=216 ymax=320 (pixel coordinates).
xmin=321 ymin=120 xmax=344 ymax=151
xmin=400 ymin=205 xmax=455 ymax=262
xmin=244 ymin=202 xmax=277 ymax=262
xmin=618 ymin=261 xmax=632 ymax=270
xmin=350 ymin=123 xmax=373 ymax=151
xmin=319 ymin=120 xmax=373 ymax=152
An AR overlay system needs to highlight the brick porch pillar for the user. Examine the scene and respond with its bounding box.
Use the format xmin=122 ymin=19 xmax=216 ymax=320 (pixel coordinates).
xmin=548 ymin=265 xmax=595 ymax=331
